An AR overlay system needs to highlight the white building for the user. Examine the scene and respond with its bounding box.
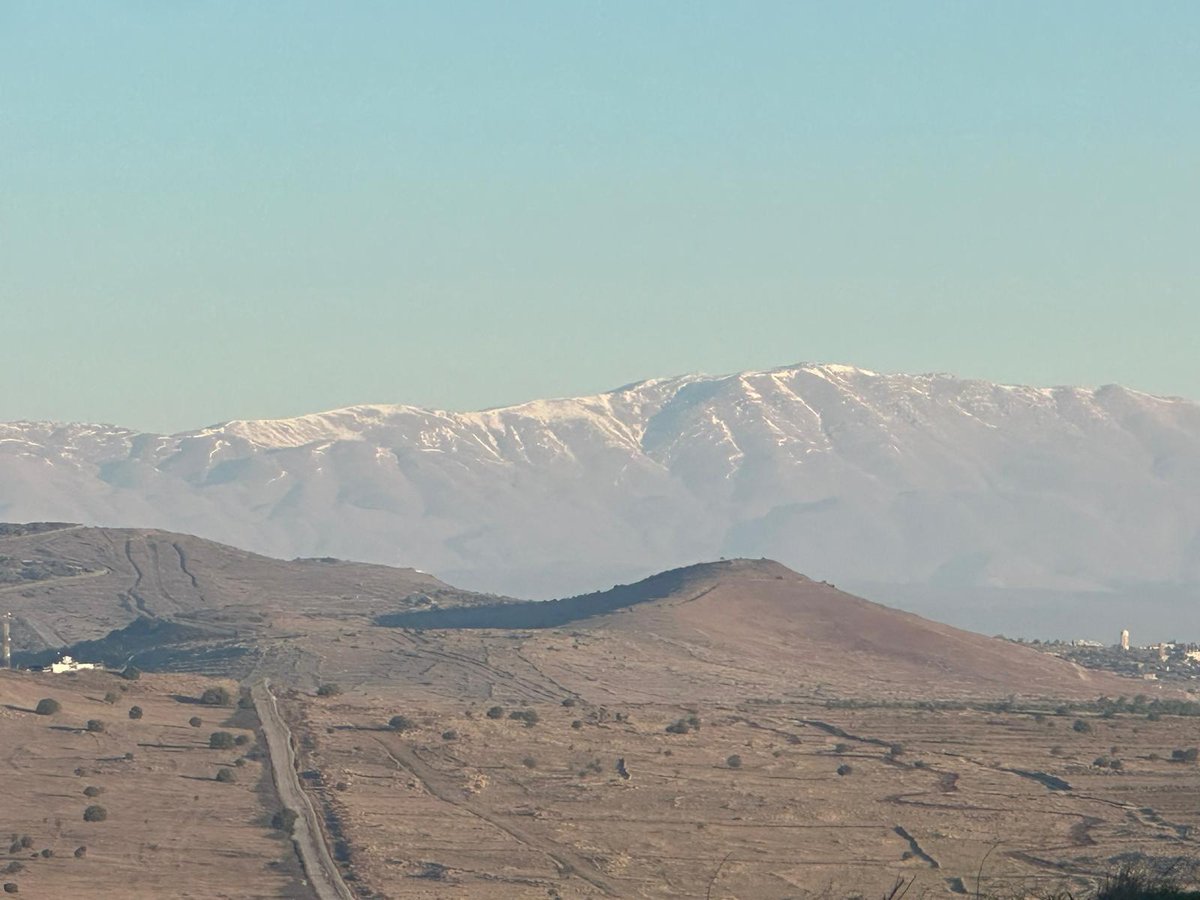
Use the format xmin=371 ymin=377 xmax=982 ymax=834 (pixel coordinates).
xmin=49 ymin=656 xmax=98 ymax=674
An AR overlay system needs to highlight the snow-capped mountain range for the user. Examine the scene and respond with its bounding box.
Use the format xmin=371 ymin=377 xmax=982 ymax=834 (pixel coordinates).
xmin=3 ymin=363 xmax=1198 ymax=635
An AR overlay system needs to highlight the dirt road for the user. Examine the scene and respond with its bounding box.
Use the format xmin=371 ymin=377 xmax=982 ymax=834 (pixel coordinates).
xmin=253 ymin=679 xmax=356 ymax=900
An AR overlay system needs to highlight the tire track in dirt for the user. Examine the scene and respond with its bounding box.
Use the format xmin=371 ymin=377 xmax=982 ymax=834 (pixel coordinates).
xmin=123 ymin=537 xmax=154 ymax=618
xmin=390 ymin=633 xmax=561 ymax=702
xmin=373 ymin=737 xmax=622 ymax=897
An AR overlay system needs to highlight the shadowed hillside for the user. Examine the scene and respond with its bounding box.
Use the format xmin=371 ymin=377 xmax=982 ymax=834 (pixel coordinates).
xmin=0 ymin=523 xmax=499 ymax=661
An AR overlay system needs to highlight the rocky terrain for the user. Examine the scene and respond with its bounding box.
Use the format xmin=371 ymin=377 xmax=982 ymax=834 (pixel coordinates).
xmin=3 ymin=524 xmax=1198 ymax=897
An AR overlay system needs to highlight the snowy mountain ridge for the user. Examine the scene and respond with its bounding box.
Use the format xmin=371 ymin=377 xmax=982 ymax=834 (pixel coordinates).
xmin=3 ymin=362 xmax=1198 ymax=634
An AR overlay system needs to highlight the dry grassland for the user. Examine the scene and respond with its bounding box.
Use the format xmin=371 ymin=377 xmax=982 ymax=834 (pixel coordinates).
xmin=0 ymin=669 xmax=303 ymax=898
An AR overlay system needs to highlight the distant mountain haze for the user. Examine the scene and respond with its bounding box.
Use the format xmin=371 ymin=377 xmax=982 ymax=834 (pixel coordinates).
xmin=3 ymin=363 xmax=1198 ymax=639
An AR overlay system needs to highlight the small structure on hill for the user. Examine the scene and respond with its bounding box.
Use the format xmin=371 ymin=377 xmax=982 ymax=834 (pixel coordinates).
xmin=49 ymin=656 xmax=99 ymax=674
xmin=1120 ymin=629 xmax=1130 ymax=651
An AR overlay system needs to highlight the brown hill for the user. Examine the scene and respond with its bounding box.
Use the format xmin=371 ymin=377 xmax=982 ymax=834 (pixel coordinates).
xmin=383 ymin=558 xmax=1148 ymax=701
xmin=0 ymin=523 xmax=494 ymax=657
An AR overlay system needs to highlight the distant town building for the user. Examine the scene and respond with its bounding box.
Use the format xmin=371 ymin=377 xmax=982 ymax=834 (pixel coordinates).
xmin=1120 ymin=629 xmax=1130 ymax=651
xmin=49 ymin=656 xmax=98 ymax=674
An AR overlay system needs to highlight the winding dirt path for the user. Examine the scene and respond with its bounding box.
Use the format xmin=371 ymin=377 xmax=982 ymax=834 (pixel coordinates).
xmin=252 ymin=679 xmax=355 ymax=900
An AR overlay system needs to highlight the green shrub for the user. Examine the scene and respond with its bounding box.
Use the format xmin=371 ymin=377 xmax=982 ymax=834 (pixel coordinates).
xmin=485 ymin=706 xmax=504 ymax=719
xmin=215 ymin=768 xmax=236 ymax=783
xmin=119 ymin=666 xmax=141 ymax=681
xmin=82 ymin=805 xmax=107 ymax=822
xmin=83 ymin=786 xmax=104 ymax=798
xmin=388 ymin=715 xmax=414 ymax=732
xmin=726 ymin=755 xmax=742 ymax=769
xmin=508 ymin=710 xmax=539 ymax=727
xmin=128 ymin=706 xmax=143 ymax=720
xmin=199 ymin=686 xmax=232 ymax=706
xmin=188 ymin=716 xmax=202 ymax=728
xmin=522 ymin=756 xmax=537 ymax=768
xmin=0 ymin=863 xmax=20 ymax=875
xmin=836 ymin=764 xmax=853 ymax=776
xmin=2 ymin=883 xmax=16 ymax=894
xmin=209 ymin=731 xmax=236 ymax=750
xmin=103 ymin=690 xmax=120 ymax=704
xmin=34 ymin=698 xmax=60 ymax=716
xmin=316 ymin=683 xmax=342 ymax=697
xmin=85 ymin=720 xmax=105 ymax=733
xmin=271 ymin=809 xmax=298 ymax=833
xmin=441 ymin=730 xmax=458 ymax=741
xmin=73 ymin=847 xmax=86 ymax=858
xmin=1073 ymin=719 xmax=1093 ymax=733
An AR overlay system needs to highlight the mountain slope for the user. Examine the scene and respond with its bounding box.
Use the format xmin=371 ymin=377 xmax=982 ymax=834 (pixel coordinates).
xmin=0 ymin=523 xmax=494 ymax=656
xmin=3 ymin=364 xmax=1199 ymax=633
xmin=382 ymin=559 xmax=1137 ymax=700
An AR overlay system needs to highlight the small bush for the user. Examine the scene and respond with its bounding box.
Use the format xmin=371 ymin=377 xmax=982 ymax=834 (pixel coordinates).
xmin=119 ymin=666 xmax=141 ymax=681
xmin=834 ymin=743 xmax=851 ymax=754
xmin=508 ymin=710 xmax=539 ymax=727
xmin=665 ymin=720 xmax=690 ymax=734
xmin=234 ymin=734 xmax=249 ymax=746
xmin=215 ymin=768 xmax=236 ymax=783
xmin=0 ymin=864 xmax=20 ymax=875
xmin=2 ymin=883 xmax=15 ymax=894
xmin=388 ymin=715 xmax=414 ymax=732
xmin=485 ymin=706 xmax=504 ymax=720
xmin=316 ymin=683 xmax=342 ymax=697
xmin=82 ymin=805 xmax=108 ymax=822
xmin=83 ymin=786 xmax=104 ymax=798
xmin=103 ymin=690 xmax=120 ymax=704
xmin=441 ymin=730 xmax=458 ymax=741
xmin=17 ymin=837 xmax=31 ymax=850
xmin=73 ymin=847 xmax=86 ymax=858
xmin=522 ymin=756 xmax=537 ymax=768
xmin=199 ymin=686 xmax=232 ymax=706
xmin=209 ymin=731 xmax=236 ymax=750
xmin=726 ymin=755 xmax=743 ymax=769
xmin=271 ymin=809 xmax=298 ymax=833
xmin=128 ymin=706 xmax=143 ymax=720
xmin=1073 ymin=719 xmax=1093 ymax=734
xmin=38 ymin=849 xmax=51 ymax=859
xmin=34 ymin=698 xmax=60 ymax=716
xmin=571 ymin=720 xmax=583 ymax=729
xmin=85 ymin=720 xmax=105 ymax=733
xmin=561 ymin=698 xmax=577 ymax=708
xmin=836 ymin=764 xmax=853 ymax=776
xmin=188 ymin=716 xmax=202 ymax=728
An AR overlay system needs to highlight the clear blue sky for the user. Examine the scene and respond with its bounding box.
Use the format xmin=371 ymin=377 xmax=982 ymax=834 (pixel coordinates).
xmin=2 ymin=2 xmax=1197 ymax=432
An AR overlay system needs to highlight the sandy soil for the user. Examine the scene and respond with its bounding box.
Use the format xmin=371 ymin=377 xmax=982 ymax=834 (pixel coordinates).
xmin=0 ymin=669 xmax=304 ymax=898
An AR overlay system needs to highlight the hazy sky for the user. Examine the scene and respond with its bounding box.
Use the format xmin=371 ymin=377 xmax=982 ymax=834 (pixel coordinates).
xmin=3 ymin=2 xmax=1197 ymax=433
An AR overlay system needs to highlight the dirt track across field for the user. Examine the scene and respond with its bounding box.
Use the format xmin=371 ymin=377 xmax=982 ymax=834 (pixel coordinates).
xmin=254 ymin=679 xmax=355 ymax=900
